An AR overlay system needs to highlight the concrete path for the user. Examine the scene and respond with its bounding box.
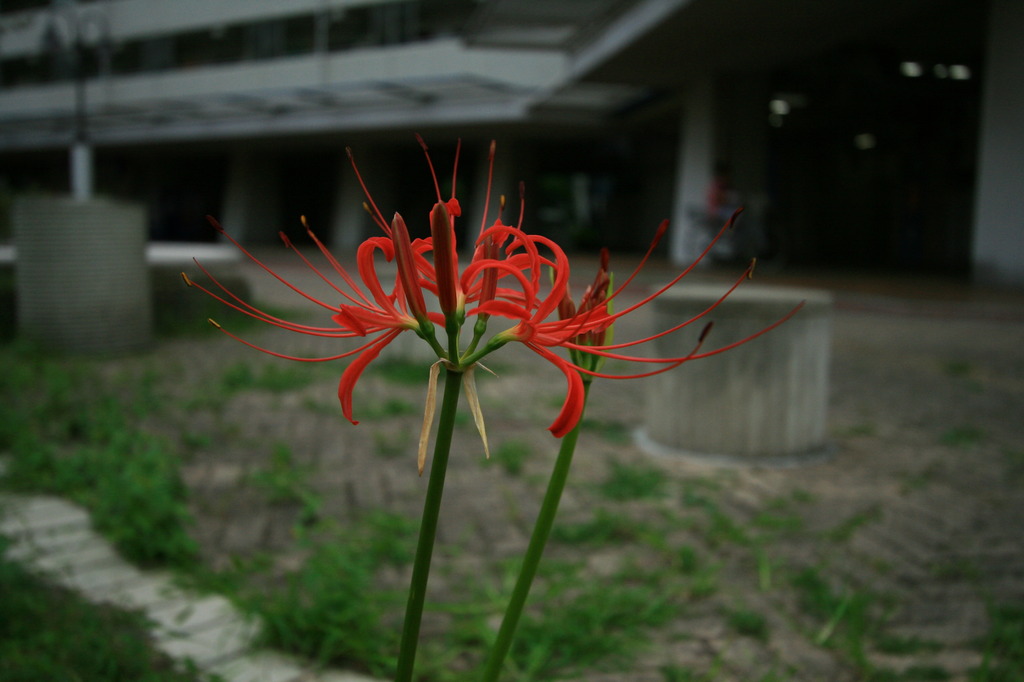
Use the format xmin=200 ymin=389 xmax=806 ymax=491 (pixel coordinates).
xmin=0 ymin=493 xmax=381 ymax=682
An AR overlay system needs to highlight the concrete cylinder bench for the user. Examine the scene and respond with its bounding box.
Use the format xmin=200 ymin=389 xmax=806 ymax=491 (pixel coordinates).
xmin=638 ymin=282 xmax=833 ymax=465
xmin=14 ymin=195 xmax=152 ymax=354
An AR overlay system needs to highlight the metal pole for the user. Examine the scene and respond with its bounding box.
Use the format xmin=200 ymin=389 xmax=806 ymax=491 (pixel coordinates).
xmin=47 ymin=0 xmax=106 ymax=201
xmin=70 ymin=21 xmax=93 ymax=201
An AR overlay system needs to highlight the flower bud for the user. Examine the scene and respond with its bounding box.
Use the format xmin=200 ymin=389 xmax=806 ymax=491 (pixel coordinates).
xmin=430 ymin=201 xmax=459 ymax=315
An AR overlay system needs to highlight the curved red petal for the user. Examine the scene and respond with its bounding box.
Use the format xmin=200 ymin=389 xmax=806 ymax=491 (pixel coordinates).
xmin=338 ymin=329 xmax=403 ymax=424
xmin=527 ymin=344 xmax=586 ymax=438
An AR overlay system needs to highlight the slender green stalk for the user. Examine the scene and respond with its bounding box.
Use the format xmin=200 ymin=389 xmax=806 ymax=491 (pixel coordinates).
xmin=480 ymin=382 xmax=592 ymax=681
xmin=395 ymin=367 xmax=464 ymax=682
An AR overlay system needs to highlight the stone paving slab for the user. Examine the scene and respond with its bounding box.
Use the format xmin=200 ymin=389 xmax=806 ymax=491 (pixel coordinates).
xmin=0 ymin=492 xmax=383 ymax=682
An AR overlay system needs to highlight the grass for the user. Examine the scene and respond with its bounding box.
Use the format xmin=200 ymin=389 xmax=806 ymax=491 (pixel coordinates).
xmin=551 ymin=508 xmax=655 ymax=546
xmin=874 ymin=634 xmax=944 ymax=655
xmin=197 ymin=509 xmax=418 ymax=679
xmin=580 ymin=417 xmax=633 ymax=444
xmin=247 ymin=537 xmax=400 ymax=675
xmin=727 ymin=607 xmax=770 ymax=641
xmin=373 ymin=428 xmax=413 ymax=458
xmin=371 ymin=358 xmax=433 ymax=385
xmin=220 ymin=361 xmax=316 ymax=394
xmin=0 ymin=536 xmax=207 ymax=681
xmin=247 ymin=443 xmax=322 ymax=525
xmin=824 ymin=504 xmax=883 ymax=543
xmin=788 ymin=565 xmax=911 ymax=675
xmin=972 ymin=602 xmax=1024 ymax=681
xmin=504 ymin=565 xmax=677 ymax=680
xmin=599 ymin=460 xmax=669 ymax=501
xmin=940 ymin=425 xmax=985 ymax=449
xmin=681 ymin=482 xmax=751 ymax=548
xmin=1 ymin=344 xmax=197 ymax=567
xmin=483 ymin=439 xmax=532 ymax=476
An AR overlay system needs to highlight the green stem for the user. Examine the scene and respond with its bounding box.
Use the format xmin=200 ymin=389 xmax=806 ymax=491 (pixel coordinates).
xmin=395 ymin=367 xmax=464 ymax=682
xmin=480 ymin=381 xmax=592 ymax=681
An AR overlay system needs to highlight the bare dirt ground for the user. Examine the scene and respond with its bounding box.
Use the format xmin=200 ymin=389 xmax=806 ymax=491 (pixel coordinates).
xmin=137 ymin=251 xmax=1024 ymax=681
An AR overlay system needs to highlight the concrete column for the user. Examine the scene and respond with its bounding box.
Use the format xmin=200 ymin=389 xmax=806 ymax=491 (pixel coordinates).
xmin=639 ymin=284 xmax=832 ymax=464
xmin=70 ymin=142 xmax=94 ymax=201
xmin=972 ymin=0 xmax=1024 ymax=286
xmin=222 ymin=152 xmax=280 ymax=242
xmin=670 ymin=75 xmax=716 ymax=266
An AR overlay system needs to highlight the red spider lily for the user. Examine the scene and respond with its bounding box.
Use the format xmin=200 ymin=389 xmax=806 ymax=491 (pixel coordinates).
xmin=459 ymin=209 xmax=803 ymax=438
xmin=185 ymin=136 xmax=800 ymax=444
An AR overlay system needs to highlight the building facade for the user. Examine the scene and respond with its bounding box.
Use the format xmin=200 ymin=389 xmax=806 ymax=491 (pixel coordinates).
xmin=1 ymin=0 xmax=1020 ymax=284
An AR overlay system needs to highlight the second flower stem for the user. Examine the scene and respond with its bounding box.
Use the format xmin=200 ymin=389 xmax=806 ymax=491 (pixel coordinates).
xmin=479 ymin=381 xmax=591 ymax=681
xmin=395 ymin=367 xmax=463 ymax=682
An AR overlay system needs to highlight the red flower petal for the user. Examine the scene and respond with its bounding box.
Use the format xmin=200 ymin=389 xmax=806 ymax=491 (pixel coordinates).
xmin=528 ymin=344 xmax=586 ymax=437
xmin=338 ymin=329 xmax=403 ymax=424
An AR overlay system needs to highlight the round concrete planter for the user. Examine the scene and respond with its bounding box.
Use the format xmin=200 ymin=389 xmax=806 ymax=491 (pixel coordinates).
xmin=639 ymin=283 xmax=833 ymax=465
xmin=13 ymin=195 xmax=152 ymax=354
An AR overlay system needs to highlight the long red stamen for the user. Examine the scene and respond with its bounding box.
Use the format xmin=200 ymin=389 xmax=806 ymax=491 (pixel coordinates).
xmin=208 ymin=319 xmax=387 ymax=362
xmin=570 ymin=261 xmax=753 ymax=352
xmin=346 ymin=147 xmax=391 ymax=236
xmin=183 ymin=269 xmax=358 ymax=337
xmin=479 ymin=141 xmax=497 ymax=237
xmin=450 ymin=138 xmax=461 ymax=201
xmin=298 ymin=216 xmax=376 ymax=310
xmin=601 ymin=208 xmax=745 ymax=326
xmin=416 ymin=134 xmax=444 ymax=203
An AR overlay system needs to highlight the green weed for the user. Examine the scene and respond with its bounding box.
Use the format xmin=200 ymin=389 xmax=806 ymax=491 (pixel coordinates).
xmin=508 ymin=569 xmax=676 ymax=679
xmin=248 ymin=444 xmax=321 ymax=526
xmin=552 ymin=508 xmax=654 ymax=546
xmin=972 ymin=602 xmax=1024 ymax=681
xmin=360 ymin=398 xmax=418 ymax=420
xmin=790 ymin=488 xmax=816 ymax=504
xmin=753 ymin=511 xmax=804 ymax=533
xmin=900 ymin=665 xmax=952 ymax=680
xmin=238 ymin=512 xmax=416 ymax=677
xmin=840 ymin=422 xmax=878 ymax=437
xmin=599 ymin=460 xmax=669 ymax=501
xmin=580 ymin=417 xmax=632 ymax=444
xmin=942 ymin=359 xmax=973 ymax=378
xmin=370 ymin=358 xmax=430 ymax=385
xmin=727 ymin=607 xmax=770 ymax=641
xmin=791 ymin=566 xmax=879 ymax=670
xmin=940 ymin=425 xmax=985 ymax=449
xmin=825 ymin=505 xmax=883 ymax=543
xmin=681 ymin=477 xmax=721 ymax=507
xmin=220 ymin=362 xmax=315 ymax=394
xmin=660 ymin=665 xmax=709 ymax=681
xmin=373 ymin=429 xmax=412 ymax=458
xmin=1004 ymin=449 xmax=1024 ymax=484
xmin=0 ymin=348 xmax=197 ymax=567
xmin=483 ymin=439 xmax=532 ymax=476
xmin=680 ymin=479 xmax=751 ymax=547
xmin=677 ymin=544 xmax=701 ymax=575
xmin=874 ymin=634 xmax=943 ymax=655
xmin=688 ymin=564 xmax=721 ymax=599
xmin=249 ymin=541 xmax=397 ymax=675
xmin=928 ymin=557 xmax=981 ymax=582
